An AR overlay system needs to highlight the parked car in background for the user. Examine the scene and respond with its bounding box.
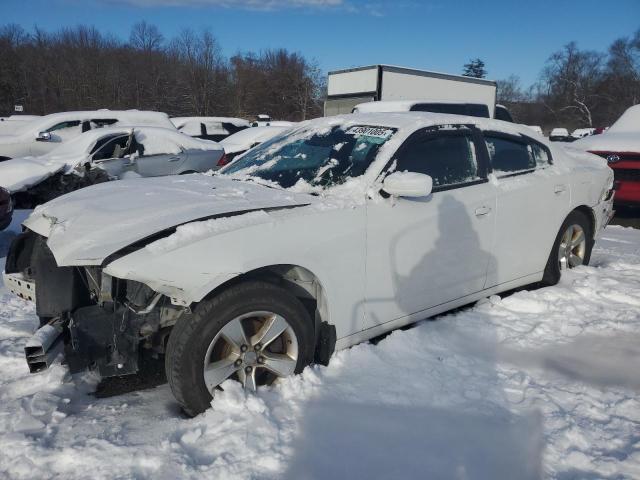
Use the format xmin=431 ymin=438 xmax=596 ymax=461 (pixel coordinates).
xmin=0 ymin=187 xmax=12 ymax=231
xmin=171 ymin=117 xmax=250 ymax=142
xmin=573 ymin=105 xmax=640 ymax=206
xmin=219 ymin=125 xmax=293 ymax=164
xmin=0 ymin=110 xmax=176 ymax=161
xmin=1 ymin=126 xmax=224 ymax=208
xmin=353 ymin=100 xmax=513 ymax=121
xmin=549 ymin=128 xmax=573 ymax=142
xmin=4 ymin=112 xmax=613 ymax=416
xmin=251 ymin=114 xmax=272 ymax=127
xmin=571 ymin=128 xmax=595 ymax=139
xmin=494 ymin=104 xmax=514 ymax=122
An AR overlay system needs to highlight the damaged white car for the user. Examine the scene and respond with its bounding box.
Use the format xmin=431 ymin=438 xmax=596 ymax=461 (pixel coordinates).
xmin=0 ymin=110 xmax=176 ymax=161
xmin=4 ymin=112 xmax=614 ymax=416
xmin=0 ymin=126 xmax=224 ymax=208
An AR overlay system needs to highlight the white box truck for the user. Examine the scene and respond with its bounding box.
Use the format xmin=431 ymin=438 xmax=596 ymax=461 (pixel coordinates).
xmin=325 ymin=64 xmax=499 ymax=118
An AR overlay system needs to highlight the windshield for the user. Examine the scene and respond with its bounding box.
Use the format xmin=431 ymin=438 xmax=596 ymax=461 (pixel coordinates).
xmin=221 ymin=124 xmax=396 ymax=189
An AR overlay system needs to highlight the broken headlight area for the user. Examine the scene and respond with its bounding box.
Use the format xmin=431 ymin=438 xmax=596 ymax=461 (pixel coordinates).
xmin=6 ymin=230 xmax=188 ymax=378
xmin=11 ymin=168 xmax=112 ymax=209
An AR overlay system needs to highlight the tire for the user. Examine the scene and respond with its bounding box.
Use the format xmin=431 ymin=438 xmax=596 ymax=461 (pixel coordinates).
xmin=541 ymin=210 xmax=593 ymax=286
xmin=165 ymin=281 xmax=315 ymax=416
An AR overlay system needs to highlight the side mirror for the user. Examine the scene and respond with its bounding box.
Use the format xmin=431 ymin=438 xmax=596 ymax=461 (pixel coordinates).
xmin=382 ymin=172 xmax=433 ymax=198
xmin=36 ymin=131 xmax=52 ymax=142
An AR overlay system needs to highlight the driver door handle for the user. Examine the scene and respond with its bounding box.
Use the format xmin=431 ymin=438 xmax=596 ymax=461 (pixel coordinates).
xmin=168 ymin=156 xmax=181 ymax=162
xmin=475 ymin=206 xmax=491 ymax=217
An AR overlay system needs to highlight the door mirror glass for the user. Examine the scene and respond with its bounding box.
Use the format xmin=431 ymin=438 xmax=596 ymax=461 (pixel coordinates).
xmin=383 ymin=172 xmax=433 ymax=198
xmin=36 ymin=131 xmax=52 ymax=142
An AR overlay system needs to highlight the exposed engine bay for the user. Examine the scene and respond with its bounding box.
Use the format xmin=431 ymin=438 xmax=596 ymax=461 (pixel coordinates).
xmin=4 ymin=230 xmax=188 ymax=377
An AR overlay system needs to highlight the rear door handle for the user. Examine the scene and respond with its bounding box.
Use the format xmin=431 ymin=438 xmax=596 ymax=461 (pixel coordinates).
xmin=554 ymin=184 xmax=567 ymax=194
xmin=168 ymin=156 xmax=181 ymax=162
xmin=475 ymin=206 xmax=491 ymax=217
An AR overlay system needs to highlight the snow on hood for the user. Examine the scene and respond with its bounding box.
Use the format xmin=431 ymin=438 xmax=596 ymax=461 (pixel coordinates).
xmin=572 ymin=131 xmax=640 ymax=153
xmin=572 ymin=105 xmax=640 ymax=153
xmin=607 ymin=104 xmax=640 ymax=133
xmin=23 ymin=175 xmax=314 ymax=266
xmin=0 ymin=156 xmax=68 ymax=193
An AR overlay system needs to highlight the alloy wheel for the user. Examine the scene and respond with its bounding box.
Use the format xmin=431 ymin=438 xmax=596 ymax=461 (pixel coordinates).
xmin=202 ymin=311 xmax=299 ymax=393
xmin=558 ymin=224 xmax=587 ymax=270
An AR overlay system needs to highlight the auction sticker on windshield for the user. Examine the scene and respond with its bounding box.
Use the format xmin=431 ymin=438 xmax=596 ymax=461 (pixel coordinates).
xmin=345 ymin=126 xmax=394 ymax=139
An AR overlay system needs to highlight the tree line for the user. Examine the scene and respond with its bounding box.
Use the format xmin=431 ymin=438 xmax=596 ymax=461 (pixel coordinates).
xmin=1 ymin=22 xmax=638 ymax=130
xmin=0 ymin=22 xmax=324 ymax=120
xmin=495 ymin=29 xmax=640 ymax=130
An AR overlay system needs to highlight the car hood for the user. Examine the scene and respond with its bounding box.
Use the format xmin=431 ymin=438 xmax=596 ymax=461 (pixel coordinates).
xmin=24 ymin=174 xmax=314 ymax=266
xmin=0 ymin=153 xmax=80 ymax=193
xmin=572 ymin=132 xmax=640 ymax=153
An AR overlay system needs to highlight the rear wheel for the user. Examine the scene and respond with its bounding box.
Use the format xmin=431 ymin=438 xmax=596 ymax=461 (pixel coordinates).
xmin=165 ymin=281 xmax=314 ymax=416
xmin=541 ymin=210 xmax=593 ymax=286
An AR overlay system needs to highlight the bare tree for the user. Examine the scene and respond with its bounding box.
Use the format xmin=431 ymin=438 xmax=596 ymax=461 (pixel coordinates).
xmin=129 ymin=21 xmax=164 ymax=52
xmin=540 ymin=42 xmax=605 ymax=127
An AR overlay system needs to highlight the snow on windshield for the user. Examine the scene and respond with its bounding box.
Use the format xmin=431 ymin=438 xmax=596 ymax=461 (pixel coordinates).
xmin=221 ymin=124 xmax=396 ymax=189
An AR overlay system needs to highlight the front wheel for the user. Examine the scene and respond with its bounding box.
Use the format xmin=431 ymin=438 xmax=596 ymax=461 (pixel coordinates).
xmin=541 ymin=210 xmax=593 ymax=286
xmin=165 ymin=281 xmax=314 ymax=416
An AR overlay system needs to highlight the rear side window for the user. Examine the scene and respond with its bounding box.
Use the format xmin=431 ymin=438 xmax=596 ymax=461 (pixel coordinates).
xmin=530 ymin=142 xmax=551 ymax=167
xmin=484 ymin=136 xmax=535 ymax=174
xmin=394 ymin=132 xmax=480 ymax=189
xmin=46 ymin=120 xmax=81 ymax=132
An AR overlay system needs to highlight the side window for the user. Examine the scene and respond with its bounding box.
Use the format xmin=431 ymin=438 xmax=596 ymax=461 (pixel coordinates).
xmin=394 ymin=132 xmax=480 ymax=189
xmin=484 ymin=136 xmax=535 ymax=175
xmin=45 ymin=120 xmax=81 ymax=132
xmin=530 ymin=142 xmax=551 ymax=167
xmin=91 ymin=135 xmax=131 ymax=161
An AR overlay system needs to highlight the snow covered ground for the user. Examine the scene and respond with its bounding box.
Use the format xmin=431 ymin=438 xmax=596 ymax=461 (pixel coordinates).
xmin=1 ymin=211 xmax=639 ymax=479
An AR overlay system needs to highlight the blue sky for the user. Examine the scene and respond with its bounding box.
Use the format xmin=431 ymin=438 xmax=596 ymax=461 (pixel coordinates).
xmin=1 ymin=0 xmax=638 ymax=87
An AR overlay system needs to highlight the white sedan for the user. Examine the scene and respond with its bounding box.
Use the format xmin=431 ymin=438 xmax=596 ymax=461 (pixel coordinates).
xmin=0 ymin=126 xmax=224 ymax=208
xmin=3 ymin=112 xmax=614 ymax=416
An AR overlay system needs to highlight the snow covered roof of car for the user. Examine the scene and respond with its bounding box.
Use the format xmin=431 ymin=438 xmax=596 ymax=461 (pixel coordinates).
xmin=171 ymin=117 xmax=251 ymax=128
xmin=550 ymin=128 xmax=569 ymax=136
xmin=311 ymin=112 xmax=540 ymax=139
xmin=220 ymin=126 xmax=292 ymax=154
xmin=5 ymin=110 xmax=176 ymax=137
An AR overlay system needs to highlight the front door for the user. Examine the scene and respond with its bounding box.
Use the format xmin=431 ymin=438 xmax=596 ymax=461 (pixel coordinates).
xmin=364 ymin=127 xmax=497 ymax=329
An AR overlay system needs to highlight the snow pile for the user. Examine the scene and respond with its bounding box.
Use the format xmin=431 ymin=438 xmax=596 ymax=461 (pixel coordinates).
xmin=1 ymin=214 xmax=640 ymax=479
xmin=572 ymin=105 xmax=640 ymax=153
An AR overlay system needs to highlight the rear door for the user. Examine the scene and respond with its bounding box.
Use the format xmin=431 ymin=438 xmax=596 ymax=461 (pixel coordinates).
xmin=132 ymin=136 xmax=186 ymax=177
xmin=364 ymin=125 xmax=497 ymax=328
xmin=482 ymin=132 xmax=569 ymax=286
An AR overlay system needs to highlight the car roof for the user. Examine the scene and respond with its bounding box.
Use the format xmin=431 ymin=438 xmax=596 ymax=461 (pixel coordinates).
xmin=313 ymin=112 xmax=539 ymax=139
xmin=16 ymin=110 xmax=175 ymax=134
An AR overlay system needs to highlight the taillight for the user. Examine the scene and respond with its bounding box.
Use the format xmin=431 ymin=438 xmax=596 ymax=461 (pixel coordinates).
xmin=217 ymin=153 xmax=229 ymax=167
